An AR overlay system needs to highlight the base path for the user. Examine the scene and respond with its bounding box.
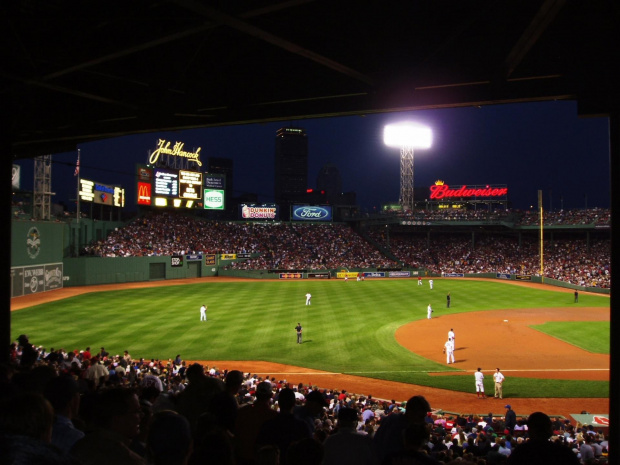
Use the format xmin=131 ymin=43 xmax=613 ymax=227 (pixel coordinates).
xmin=11 ymin=277 xmax=609 ymax=419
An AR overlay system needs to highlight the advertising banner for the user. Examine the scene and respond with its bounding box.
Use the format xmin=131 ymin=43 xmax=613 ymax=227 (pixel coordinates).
xmin=221 ymin=254 xmax=237 ymax=260
xmin=44 ymin=264 xmax=63 ymax=291
xmin=496 ymin=273 xmax=511 ymax=280
xmin=292 ymin=205 xmax=332 ymax=221
xmin=443 ymin=273 xmax=465 ymax=278
xmin=171 ymin=255 xmax=184 ymax=267
xmin=280 ymin=273 xmax=303 ymax=279
xmin=186 ymin=254 xmax=203 ymax=261
xmin=363 ymin=272 xmax=386 ymax=278
xmin=515 ymin=274 xmax=532 ymax=281
xmin=205 ymin=254 xmax=216 ymax=265
xmin=308 ymin=272 xmax=330 ymax=279
xmin=239 ymin=204 xmax=279 ymax=220
xmin=204 ymin=174 xmax=225 ymax=189
xmin=389 ymin=271 xmax=411 ymax=278
xmin=16 ymin=262 xmax=63 ymax=296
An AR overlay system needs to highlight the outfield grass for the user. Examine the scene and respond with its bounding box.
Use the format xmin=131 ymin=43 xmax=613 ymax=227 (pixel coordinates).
xmin=11 ymin=279 xmax=609 ymax=398
xmin=531 ymin=321 xmax=610 ymax=354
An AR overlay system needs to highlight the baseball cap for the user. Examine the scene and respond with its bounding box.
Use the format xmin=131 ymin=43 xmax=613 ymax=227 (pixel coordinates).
xmin=505 ymin=405 xmax=511 ymax=409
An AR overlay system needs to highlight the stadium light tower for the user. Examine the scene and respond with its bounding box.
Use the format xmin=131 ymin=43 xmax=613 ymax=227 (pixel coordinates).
xmin=384 ymin=122 xmax=432 ymax=211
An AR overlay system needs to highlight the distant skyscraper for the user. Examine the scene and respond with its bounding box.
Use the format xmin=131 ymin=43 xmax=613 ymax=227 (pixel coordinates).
xmin=316 ymin=163 xmax=342 ymax=205
xmin=207 ymin=157 xmax=233 ymax=195
xmin=274 ymin=127 xmax=308 ymax=208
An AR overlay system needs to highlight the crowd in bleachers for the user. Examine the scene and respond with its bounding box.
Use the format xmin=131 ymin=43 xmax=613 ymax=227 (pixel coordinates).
xmin=79 ymin=210 xmax=610 ymax=288
xmin=373 ymin=234 xmax=610 ymax=288
xmin=376 ymin=208 xmax=611 ymax=227
xmin=2 ymin=336 xmax=609 ymax=464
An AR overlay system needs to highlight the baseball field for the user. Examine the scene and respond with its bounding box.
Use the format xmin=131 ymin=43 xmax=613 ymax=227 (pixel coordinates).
xmin=10 ymin=277 xmax=609 ymax=418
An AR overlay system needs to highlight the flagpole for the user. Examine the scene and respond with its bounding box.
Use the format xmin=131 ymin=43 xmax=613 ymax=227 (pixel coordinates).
xmin=76 ymin=149 xmax=81 ymax=224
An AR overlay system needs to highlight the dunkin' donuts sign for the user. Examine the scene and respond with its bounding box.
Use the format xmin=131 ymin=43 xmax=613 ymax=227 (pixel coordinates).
xmin=429 ymin=180 xmax=508 ymax=200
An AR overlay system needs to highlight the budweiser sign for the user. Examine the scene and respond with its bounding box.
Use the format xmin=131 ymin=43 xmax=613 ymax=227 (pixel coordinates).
xmin=429 ymin=181 xmax=508 ymax=200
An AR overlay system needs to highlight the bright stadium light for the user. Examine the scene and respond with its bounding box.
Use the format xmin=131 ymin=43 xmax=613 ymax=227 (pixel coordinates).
xmin=384 ymin=122 xmax=432 ymax=211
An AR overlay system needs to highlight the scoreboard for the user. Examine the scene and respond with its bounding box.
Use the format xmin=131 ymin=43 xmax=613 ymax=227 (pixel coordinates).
xmin=136 ymin=165 xmax=224 ymax=209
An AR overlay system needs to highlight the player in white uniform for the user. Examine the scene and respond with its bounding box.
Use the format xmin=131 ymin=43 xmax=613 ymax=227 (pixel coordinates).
xmin=200 ymin=304 xmax=207 ymax=321
xmin=427 ymin=304 xmax=433 ymax=319
xmin=448 ymin=328 xmax=455 ymax=347
xmin=444 ymin=338 xmax=455 ymax=364
xmin=493 ymin=368 xmax=505 ymax=399
xmin=429 ymin=279 xmax=434 ymax=289
xmin=305 ymin=293 xmax=312 ymax=305
xmin=475 ymin=367 xmax=486 ymax=398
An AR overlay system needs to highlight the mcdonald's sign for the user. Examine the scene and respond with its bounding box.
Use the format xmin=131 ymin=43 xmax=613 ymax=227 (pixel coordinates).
xmin=137 ymin=182 xmax=152 ymax=205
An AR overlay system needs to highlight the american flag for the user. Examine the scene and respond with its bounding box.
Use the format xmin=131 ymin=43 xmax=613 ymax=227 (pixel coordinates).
xmin=74 ymin=155 xmax=80 ymax=176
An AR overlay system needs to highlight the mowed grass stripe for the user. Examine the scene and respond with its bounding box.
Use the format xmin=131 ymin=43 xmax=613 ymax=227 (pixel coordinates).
xmin=11 ymin=279 xmax=609 ymax=398
xmin=530 ymin=321 xmax=610 ymax=354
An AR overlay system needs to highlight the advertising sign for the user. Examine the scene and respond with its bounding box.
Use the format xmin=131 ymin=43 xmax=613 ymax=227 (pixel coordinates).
xmin=79 ymin=179 xmax=95 ymax=202
xmin=308 ymin=272 xmax=330 ymax=279
xmin=429 ymin=181 xmax=508 ymax=200
xmin=171 ymin=255 xmax=184 ymax=267
xmin=12 ymin=164 xmax=20 ymax=190
xmin=138 ymin=182 xmax=152 ymax=205
xmin=239 ymin=204 xmax=279 ymax=220
xmin=363 ymin=272 xmax=386 ymax=278
xmin=179 ymin=170 xmax=203 ymax=200
xmin=204 ymin=174 xmax=225 ymax=189
xmin=205 ymin=254 xmax=216 ymax=265
xmin=154 ymin=168 xmax=179 ymax=197
xmin=515 ymin=274 xmax=532 ymax=281
xmin=204 ymin=189 xmax=225 ymax=210
xmin=292 ymin=205 xmax=332 ymax=221
xmin=496 ymin=273 xmax=511 ymax=280
xmin=186 ymin=254 xmax=203 ymax=261
xmin=94 ymin=182 xmax=114 ymax=205
xmin=280 ymin=273 xmax=303 ymax=279
xmin=221 ymin=254 xmax=237 ymax=260
xmin=389 ymin=271 xmax=411 ymax=278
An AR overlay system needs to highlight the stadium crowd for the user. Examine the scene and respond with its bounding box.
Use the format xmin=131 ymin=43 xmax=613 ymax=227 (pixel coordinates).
xmin=2 ymin=336 xmax=610 ymax=464
xmin=80 ymin=210 xmax=609 ymax=288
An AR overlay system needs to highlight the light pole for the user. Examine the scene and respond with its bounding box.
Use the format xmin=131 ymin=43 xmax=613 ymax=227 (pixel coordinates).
xmin=384 ymin=122 xmax=432 ymax=211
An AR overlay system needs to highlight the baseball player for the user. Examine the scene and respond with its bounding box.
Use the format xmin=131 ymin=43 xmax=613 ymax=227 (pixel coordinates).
xmin=448 ymin=328 xmax=455 ymax=347
xmin=444 ymin=338 xmax=455 ymax=364
xmin=200 ymin=304 xmax=207 ymax=321
xmin=305 ymin=293 xmax=312 ymax=305
xmin=427 ymin=304 xmax=433 ymax=319
xmin=475 ymin=367 xmax=486 ymax=399
xmin=429 ymin=279 xmax=434 ymax=289
xmin=418 ymin=276 xmax=423 ymax=286
xmin=493 ymin=368 xmax=505 ymax=399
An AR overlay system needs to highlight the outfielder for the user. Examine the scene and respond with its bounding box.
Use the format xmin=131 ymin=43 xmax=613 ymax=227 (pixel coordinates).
xmin=427 ymin=304 xmax=433 ymax=319
xmin=305 ymin=293 xmax=312 ymax=305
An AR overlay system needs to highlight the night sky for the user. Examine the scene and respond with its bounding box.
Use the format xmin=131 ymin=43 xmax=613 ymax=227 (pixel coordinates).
xmin=14 ymin=100 xmax=610 ymax=213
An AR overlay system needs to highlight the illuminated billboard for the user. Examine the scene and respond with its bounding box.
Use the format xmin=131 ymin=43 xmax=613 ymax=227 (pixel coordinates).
xmin=204 ymin=189 xmax=225 ymax=210
xmin=204 ymin=174 xmax=225 ymax=189
xmin=153 ymin=168 xmax=179 ymax=197
xmin=79 ymin=178 xmax=125 ymax=207
xmin=179 ymin=170 xmax=203 ymax=200
xmin=292 ymin=205 xmax=332 ymax=221
xmin=429 ymin=181 xmax=508 ymax=200
xmin=137 ymin=182 xmax=152 ymax=205
xmin=239 ymin=204 xmax=279 ymax=220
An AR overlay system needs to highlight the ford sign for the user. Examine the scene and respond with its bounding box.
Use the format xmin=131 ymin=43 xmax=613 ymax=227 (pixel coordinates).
xmin=292 ymin=205 xmax=332 ymax=221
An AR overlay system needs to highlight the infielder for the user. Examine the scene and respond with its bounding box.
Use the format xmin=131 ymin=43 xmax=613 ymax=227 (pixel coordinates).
xmin=200 ymin=304 xmax=207 ymax=321
xmin=448 ymin=328 xmax=455 ymax=347
xmin=444 ymin=338 xmax=455 ymax=364
xmin=427 ymin=304 xmax=433 ymax=319
xmin=475 ymin=367 xmax=486 ymax=398
xmin=493 ymin=368 xmax=505 ymax=399
xmin=305 ymin=293 xmax=312 ymax=305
